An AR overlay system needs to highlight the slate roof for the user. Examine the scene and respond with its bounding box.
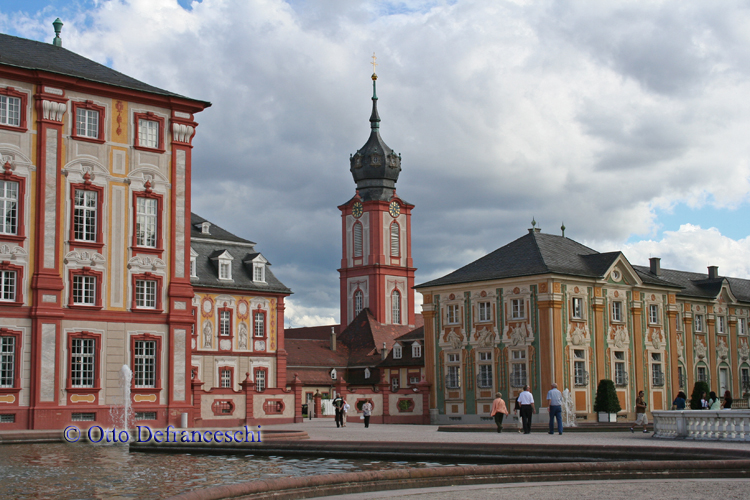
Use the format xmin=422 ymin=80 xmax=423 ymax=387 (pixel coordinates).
xmin=0 ymin=33 xmax=209 ymax=106
xmin=190 ymin=213 xmax=290 ymax=295
xmin=633 ymin=266 xmax=750 ymax=303
xmin=379 ymin=326 xmax=425 ymax=367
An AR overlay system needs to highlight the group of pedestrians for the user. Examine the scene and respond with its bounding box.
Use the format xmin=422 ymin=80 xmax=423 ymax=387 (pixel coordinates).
xmin=490 ymin=383 xmax=564 ymax=434
xmin=332 ymin=394 xmax=372 ymax=428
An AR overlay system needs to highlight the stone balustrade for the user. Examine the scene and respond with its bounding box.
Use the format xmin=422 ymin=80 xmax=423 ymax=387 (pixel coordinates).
xmin=653 ymin=410 xmax=750 ymax=441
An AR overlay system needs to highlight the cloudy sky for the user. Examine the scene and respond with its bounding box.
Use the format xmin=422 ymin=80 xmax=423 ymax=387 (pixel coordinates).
xmin=3 ymin=0 xmax=750 ymax=327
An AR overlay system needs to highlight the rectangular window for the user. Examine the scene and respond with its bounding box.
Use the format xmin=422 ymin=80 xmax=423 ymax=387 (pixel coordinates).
xmin=446 ymin=304 xmax=459 ymax=324
xmin=479 ymin=352 xmax=491 ymax=361
xmin=219 ymin=311 xmax=231 ymax=336
xmin=446 ymin=365 xmax=460 ymax=389
xmin=135 ymin=280 xmax=157 ymax=309
xmin=478 ymin=302 xmax=491 ymax=322
xmin=739 ymin=318 xmax=747 ymax=336
xmin=742 ymin=368 xmax=750 ymax=394
xmin=652 ymin=360 xmax=664 ymax=387
xmin=574 ymin=360 xmax=587 ymax=386
xmin=612 ymin=301 xmax=622 ymax=322
xmin=0 ymin=95 xmax=21 ymax=127
xmin=353 ymin=223 xmax=363 ymax=258
xmin=393 ymin=345 xmax=402 ymax=359
xmin=510 ymin=362 xmax=527 ymax=388
xmin=678 ymin=366 xmax=685 ymax=389
xmin=478 ymin=364 xmax=492 ymax=388
xmin=447 ymin=353 xmax=459 ymax=363
xmin=695 ymin=314 xmax=703 ymax=332
xmin=72 ymin=275 xmax=96 ymax=306
xmin=253 ymin=263 xmax=264 ymax=282
xmin=0 ymin=414 xmax=15 ymax=423
xmin=511 ymin=299 xmax=525 ymax=319
xmin=73 ymin=189 xmax=97 ymax=242
xmin=0 ymin=336 xmax=15 ymax=388
xmin=136 ymin=197 xmax=158 ymax=248
xmin=717 ymin=316 xmax=725 ymax=334
xmin=138 ymin=119 xmax=159 ymax=149
xmin=412 ymin=343 xmax=422 ymax=358
xmin=254 ymin=312 xmax=265 ymax=337
xmin=219 ymin=261 xmax=231 ymax=280
xmin=572 ymin=297 xmax=583 ymax=319
xmin=76 ymin=108 xmax=99 ymax=139
xmin=614 ymin=351 xmax=626 ymax=386
xmin=134 ymin=340 xmax=156 ymax=388
xmin=255 ymin=369 xmax=266 ymax=392
xmin=409 ymin=375 xmax=420 ymax=385
xmin=220 ymin=368 xmax=232 ymax=389
xmin=0 ymin=180 xmax=18 ymax=235
xmin=648 ymin=304 xmax=659 ymax=325
xmin=697 ymin=366 xmax=707 ymax=382
xmin=0 ymin=270 xmax=16 ymax=302
xmin=135 ymin=412 xmax=157 ymax=421
xmin=391 ymin=377 xmax=399 ymax=391
xmin=190 ymin=258 xmax=197 ymax=278
xmin=70 ymin=338 xmax=95 ymax=388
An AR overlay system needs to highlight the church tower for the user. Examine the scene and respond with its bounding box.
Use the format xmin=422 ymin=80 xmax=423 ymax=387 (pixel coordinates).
xmin=338 ymin=61 xmax=416 ymax=328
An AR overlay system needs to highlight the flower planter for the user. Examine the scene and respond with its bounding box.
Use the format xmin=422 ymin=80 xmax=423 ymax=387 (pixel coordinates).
xmin=598 ymin=412 xmax=617 ymax=423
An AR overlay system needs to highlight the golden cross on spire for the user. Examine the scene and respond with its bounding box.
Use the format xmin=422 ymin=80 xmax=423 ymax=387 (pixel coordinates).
xmin=371 ymin=52 xmax=378 ymax=75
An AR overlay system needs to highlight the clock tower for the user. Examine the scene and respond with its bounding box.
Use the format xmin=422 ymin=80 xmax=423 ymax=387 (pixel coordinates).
xmin=338 ymin=65 xmax=416 ymax=328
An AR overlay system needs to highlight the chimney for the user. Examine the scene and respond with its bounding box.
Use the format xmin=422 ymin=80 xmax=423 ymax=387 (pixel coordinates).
xmin=52 ymin=18 xmax=63 ymax=47
xmin=649 ymin=257 xmax=661 ymax=276
xmin=330 ymin=327 xmax=336 ymax=351
xmin=708 ymin=266 xmax=719 ymax=279
xmin=381 ymin=341 xmax=387 ymax=360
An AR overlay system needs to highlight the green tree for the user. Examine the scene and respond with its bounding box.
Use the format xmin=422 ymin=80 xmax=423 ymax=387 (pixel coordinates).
xmin=593 ymin=379 xmax=622 ymax=413
xmin=690 ymin=381 xmax=710 ymax=409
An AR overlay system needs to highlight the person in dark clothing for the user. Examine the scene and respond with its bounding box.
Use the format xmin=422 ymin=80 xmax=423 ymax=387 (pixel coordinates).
xmin=672 ymin=391 xmax=686 ymax=410
xmin=332 ymin=394 xmax=344 ymax=428
xmin=723 ymin=390 xmax=733 ymax=409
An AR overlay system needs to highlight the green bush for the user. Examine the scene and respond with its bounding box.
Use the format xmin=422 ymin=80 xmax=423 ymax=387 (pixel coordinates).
xmin=690 ymin=381 xmax=710 ymax=409
xmin=593 ymin=379 xmax=622 ymax=413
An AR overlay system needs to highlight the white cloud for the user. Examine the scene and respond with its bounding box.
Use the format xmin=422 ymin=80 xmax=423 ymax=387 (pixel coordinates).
xmin=5 ymin=0 xmax=750 ymax=319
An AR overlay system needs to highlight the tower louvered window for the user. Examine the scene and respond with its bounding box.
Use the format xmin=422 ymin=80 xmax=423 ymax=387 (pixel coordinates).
xmin=354 ymin=290 xmax=363 ymax=315
xmin=353 ymin=222 xmax=363 ymax=257
xmin=390 ymin=222 xmax=400 ymax=257
xmin=392 ymin=289 xmax=401 ymax=324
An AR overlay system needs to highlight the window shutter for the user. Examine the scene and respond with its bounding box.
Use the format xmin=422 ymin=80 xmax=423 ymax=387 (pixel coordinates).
xmin=353 ymin=223 xmax=363 ymax=257
xmin=390 ymin=222 xmax=399 ymax=257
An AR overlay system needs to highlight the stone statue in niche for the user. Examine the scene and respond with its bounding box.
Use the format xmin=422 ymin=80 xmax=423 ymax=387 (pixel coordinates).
xmin=238 ymin=323 xmax=248 ymax=350
xmin=203 ymin=321 xmax=213 ymax=349
xmin=716 ymin=338 xmax=729 ymax=360
xmin=477 ymin=328 xmax=495 ymax=348
xmin=695 ymin=338 xmax=707 ymax=360
xmin=613 ymin=326 xmax=629 ymax=349
xmin=508 ymin=325 xmax=526 ymax=346
xmin=739 ymin=341 xmax=750 ymax=362
xmin=676 ymin=334 xmax=685 ymax=363
xmin=446 ymin=331 xmax=462 ymax=350
xmin=569 ymin=324 xmax=587 ymax=346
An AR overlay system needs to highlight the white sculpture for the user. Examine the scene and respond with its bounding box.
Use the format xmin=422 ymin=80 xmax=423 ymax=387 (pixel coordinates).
xmin=562 ymin=388 xmax=577 ymax=427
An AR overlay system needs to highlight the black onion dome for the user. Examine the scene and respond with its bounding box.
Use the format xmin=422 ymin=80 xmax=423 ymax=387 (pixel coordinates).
xmin=349 ymin=74 xmax=401 ymax=202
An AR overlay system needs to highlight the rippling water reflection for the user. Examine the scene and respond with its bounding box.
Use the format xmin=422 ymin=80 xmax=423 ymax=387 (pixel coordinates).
xmin=0 ymin=443 xmax=455 ymax=499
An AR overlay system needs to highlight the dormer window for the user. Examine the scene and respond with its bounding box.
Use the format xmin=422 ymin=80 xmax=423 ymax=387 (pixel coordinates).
xmin=190 ymin=248 xmax=198 ymax=278
xmin=330 ymin=368 xmax=337 ymax=380
xmin=393 ymin=344 xmax=402 ymax=359
xmin=364 ymin=367 xmax=370 ymax=379
xmin=212 ymin=250 xmax=233 ymax=281
xmin=253 ymin=263 xmax=265 ymax=283
xmin=201 ymin=221 xmax=211 ymax=234
xmin=412 ymin=342 xmax=422 ymax=358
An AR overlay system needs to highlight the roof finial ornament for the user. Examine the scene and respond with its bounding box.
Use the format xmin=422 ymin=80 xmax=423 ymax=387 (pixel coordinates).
xmin=369 ymin=53 xmax=380 ymax=131
xmin=371 ymin=52 xmax=378 ymax=80
xmin=561 ymin=222 xmax=566 ymax=238
xmin=52 ymin=18 xmax=63 ymax=47
xmin=531 ymin=217 xmax=536 ymax=228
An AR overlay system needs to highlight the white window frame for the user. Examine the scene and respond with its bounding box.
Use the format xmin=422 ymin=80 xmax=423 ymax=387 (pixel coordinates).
xmin=219 ymin=310 xmax=231 ymax=336
xmin=0 ymin=95 xmax=21 ymax=127
xmin=412 ymin=342 xmax=421 ymax=358
xmin=511 ymin=299 xmax=525 ymax=320
xmin=614 ymin=351 xmax=627 ymax=387
xmin=477 ymin=363 xmax=493 ymax=389
xmin=392 ymin=289 xmax=401 ymax=324
xmin=190 ymin=257 xmax=197 ymax=278
xmin=253 ymin=263 xmax=265 ymax=283
xmin=648 ymin=304 xmax=659 ymax=325
xmin=72 ymin=275 xmax=96 ymax=306
xmin=697 ymin=366 xmax=707 ymax=382
xmin=354 ymin=289 xmax=364 ymax=316
xmin=220 ymin=368 xmax=232 ymax=389
xmin=0 ymin=179 xmax=19 ymax=235
xmin=651 ymin=353 xmax=664 ymax=387
xmin=0 ymin=270 xmax=17 ymax=302
xmin=0 ymin=336 xmax=16 ymax=388
xmin=133 ymin=340 xmax=156 ymax=389
xmin=572 ymin=297 xmax=584 ymax=319
xmin=135 ymin=279 xmax=157 ymax=309
xmin=717 ymin=316 xmax=725 ymax=334
xmin=739 ymin=318 xmax=747 ymax=336
xmin=219 ymin=260 xmax=232 ymax=280
xmin=255 ymin=369 xmax=266 ymax=392
xmin=393 ymin=344 xmax=402 ymax=359
xmin=446 ymin=364 xmax=460 ymax=389
xmin=70 ymin=338 xmax=95 ymax=388
xmin=76 ymin=107 xmax=99 ymax=139
xmin=135 ymin=196 xmax=158 ymax=248
xmin=478 ymin=301 xmax=491 ymax=322
xmin=446 ymin=304 xmax=459 ymax=324
xmin=254 ymin=312 xmax=265 ymax=337
xmin=73 ymin=189 xmax=97 ymax=242
xmin=138 ymin=118 xmax=159 ymax=149
xmin=612 ymin=301 xmax=622 ymax=322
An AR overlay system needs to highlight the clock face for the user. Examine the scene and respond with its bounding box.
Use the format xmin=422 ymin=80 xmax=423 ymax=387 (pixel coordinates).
xmin=352 ymin=201 xmax=363 ymax=219
xmin=389 ymin=201 xmax=400 ymax=218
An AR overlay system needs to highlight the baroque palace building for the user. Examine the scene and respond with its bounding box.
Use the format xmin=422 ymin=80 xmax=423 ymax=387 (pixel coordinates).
xmin=416 ymin=224 xmax=750 ymax=424
xmin=0 ymin=27 xmax=293 ymax=430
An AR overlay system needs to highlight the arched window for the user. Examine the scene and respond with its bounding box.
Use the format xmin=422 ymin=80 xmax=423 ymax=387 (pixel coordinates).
xmin=353 ymin=222 xmax=363 ymax=258
xmin=354 ymin=289 xmax=364 ymax=316
xmin=390 ymin=222 xmax=400 ymax=257
xmin=392 ymin=289 xmax=401 ymax=324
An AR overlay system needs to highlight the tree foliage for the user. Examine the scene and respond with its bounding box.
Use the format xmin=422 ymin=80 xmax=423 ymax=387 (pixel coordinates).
xmin=690 ymin=381 xmax=710 ymax=409
xmin=593 ymin=379 xmax=622 ymax=413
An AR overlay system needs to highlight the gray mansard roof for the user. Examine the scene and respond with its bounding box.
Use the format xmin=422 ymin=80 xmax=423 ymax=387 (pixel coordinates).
xmin=416 ymin=228 xmax=750 ymax=304
xmin=0 ymin=33 xmax=210 ymax=105
xmin=190 ymin=213 xmax=291 ymax=295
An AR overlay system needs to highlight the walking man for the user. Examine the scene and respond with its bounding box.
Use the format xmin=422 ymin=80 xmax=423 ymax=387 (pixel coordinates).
xmin=342 ymin=401 xmax=350 ymax=427
xmin=517 ymin=385 xmax=535 ymax=434
xmin=631 ymin=390 xmax=649 ymax=433
xmin=332 ymin=393 xmax=344 ymax=428
xmin=490 ymin=392 xmax=509 ymax=433
xmin=362 ymin=400 xmax=373 ymax=428
xmin=547 ymin=383 xmax=563 ymax=435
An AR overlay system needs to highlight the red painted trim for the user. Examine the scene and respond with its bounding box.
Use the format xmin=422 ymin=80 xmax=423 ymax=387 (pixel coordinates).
xmin=0 ymin=167 xmax=26 ymax=243
xmin=131 ymin=189 xmax=164 ymax=256
xmin=66 ymin=331 xmax=102 ymax=401
xmin=67 ymin=266 xmax=103 ymax=309
xmin=70 ymin=100 xmax=106 ymax=144
xmin=133 ymin=112 xmax=166 ymax=153
xmin=218 ymin=304 xmax=234 ymax=345
xmin=0 ymin=87 xmax=28 ymax=132
xmin=252 ymin=307 xmax=267 ymax=341
xmin=211 ymin=399 xmax=236 ymax=416
xmin=130 ymin=332 xmax=163 ymax=395
xmin=0 ymin=261 xmax=24 ymax=306
xmin=353 ymin=221 xmax=363 ymax=258
xmin=68 ymin=180 xmax=105 ymax=250
xmin=0 ymin=328 xmax=22 ymax=396
xmin=130 ymin=272 xmax=164 ymax=313
xmin=262 ymin=398 xmax=285 ymax=415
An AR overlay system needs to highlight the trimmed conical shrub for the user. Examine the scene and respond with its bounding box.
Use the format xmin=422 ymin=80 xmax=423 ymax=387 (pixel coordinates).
xmin=593 ymin=379 xmax=622 ymax=413
xmin=690 ymin=381 xmax=710 ymax=409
